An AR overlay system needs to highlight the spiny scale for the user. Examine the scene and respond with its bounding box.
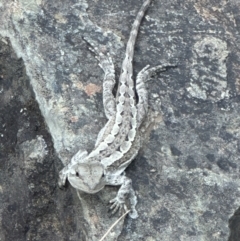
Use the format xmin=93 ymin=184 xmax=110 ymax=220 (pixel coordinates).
xmin=91 ymin=0 xmax=152 ymax=168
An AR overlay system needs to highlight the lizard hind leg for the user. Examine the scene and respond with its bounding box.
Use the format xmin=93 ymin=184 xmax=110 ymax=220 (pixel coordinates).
xmin=136 ymin=64 xmax=175 ymax=127
xmin=83 ymin=37 xmax=116 ymax=119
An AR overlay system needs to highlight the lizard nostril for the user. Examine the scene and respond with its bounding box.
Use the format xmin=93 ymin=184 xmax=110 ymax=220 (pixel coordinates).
xmin=76 ymin=172 xmax=79 ymax=177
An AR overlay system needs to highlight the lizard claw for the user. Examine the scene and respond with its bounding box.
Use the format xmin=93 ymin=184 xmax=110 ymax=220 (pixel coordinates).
xmin=109 ymin=197 xmax=127 ymax=215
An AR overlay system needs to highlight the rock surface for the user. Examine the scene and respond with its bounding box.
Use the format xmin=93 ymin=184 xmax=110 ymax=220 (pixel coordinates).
xmin=0 ymin=0 xmax=240 ymax=240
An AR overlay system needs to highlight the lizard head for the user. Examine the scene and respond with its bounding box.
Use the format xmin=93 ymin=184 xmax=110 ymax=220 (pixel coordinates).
xmin=68 ymin=162 xmax=105 ymax=194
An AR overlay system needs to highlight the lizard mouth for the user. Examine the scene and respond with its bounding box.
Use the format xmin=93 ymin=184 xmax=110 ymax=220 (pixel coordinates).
xmin=68 ymin=176 xmax=104 ymax=194
xmin=73 ymin=184 xmax=104 ymax=194
xmin=81 ymin=186 xmax=104 ymax=194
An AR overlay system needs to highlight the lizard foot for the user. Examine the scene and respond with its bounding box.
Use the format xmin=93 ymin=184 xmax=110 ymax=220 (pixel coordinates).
xmin=109 ymin=197 xmax=127 ymax=216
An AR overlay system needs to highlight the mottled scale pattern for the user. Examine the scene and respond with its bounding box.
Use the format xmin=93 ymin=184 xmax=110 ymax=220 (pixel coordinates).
xmin=85 ymin=1 xmax=152 ymax=169
xmin=58 ymin=0 xmax=168 ymax=219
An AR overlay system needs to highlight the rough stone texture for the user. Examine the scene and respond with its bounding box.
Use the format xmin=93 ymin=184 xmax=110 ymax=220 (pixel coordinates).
xmin=0 ymin=0 xmax=240 ymax=240
xmin=0 ymin=39 xmax=88 ymax=241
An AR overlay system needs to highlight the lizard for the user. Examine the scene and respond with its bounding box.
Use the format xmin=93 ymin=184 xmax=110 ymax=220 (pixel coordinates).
xmin=58 ymin=0 xmax=172 ymax=219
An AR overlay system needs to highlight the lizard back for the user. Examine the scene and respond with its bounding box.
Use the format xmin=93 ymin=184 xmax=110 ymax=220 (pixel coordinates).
xmin=88 ymin=0 xmax=152 ymax=169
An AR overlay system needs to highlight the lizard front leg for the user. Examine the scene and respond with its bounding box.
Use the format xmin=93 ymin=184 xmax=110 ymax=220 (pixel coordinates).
xmin=83 ymin=37 xmax=116 ymax=119
xmin=106 ymin=173 xmax=138 ymax=219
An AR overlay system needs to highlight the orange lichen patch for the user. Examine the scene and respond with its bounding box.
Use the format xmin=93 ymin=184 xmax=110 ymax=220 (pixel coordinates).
xmin=70 ymin=116 xmax=79 ymax=122
xmin=84 ymin=83 xmax=102 ymax=96
xmin=69 ymin=74 xmax=102 ymax=96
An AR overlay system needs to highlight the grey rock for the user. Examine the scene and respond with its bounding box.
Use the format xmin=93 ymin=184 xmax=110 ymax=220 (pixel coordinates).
xmin=0 ymin=0 xmax=240 ymax=240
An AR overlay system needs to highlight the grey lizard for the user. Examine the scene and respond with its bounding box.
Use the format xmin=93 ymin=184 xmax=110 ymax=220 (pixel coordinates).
xmin=58 ymin=0 xmax=172 ymax=219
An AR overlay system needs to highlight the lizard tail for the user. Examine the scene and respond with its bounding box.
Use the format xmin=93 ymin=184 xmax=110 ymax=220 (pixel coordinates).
xmin=126 ymin=0 xmax=152 ymax=61
xmin=119 ymin=0 xmax=152 ymax=84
